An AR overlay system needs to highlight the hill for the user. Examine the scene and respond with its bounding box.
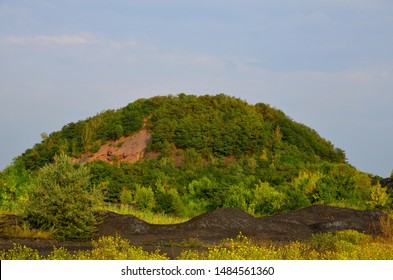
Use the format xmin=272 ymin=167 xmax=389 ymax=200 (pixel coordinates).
xmin=2 ymin=94 xmax=390 ymax=218
xmin=19 ymin=93 xmax=346 ymax=169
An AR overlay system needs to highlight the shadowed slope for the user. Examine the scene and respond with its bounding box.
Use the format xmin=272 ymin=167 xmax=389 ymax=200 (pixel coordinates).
xmin=96 ymin=205 xmax=389 ymax=244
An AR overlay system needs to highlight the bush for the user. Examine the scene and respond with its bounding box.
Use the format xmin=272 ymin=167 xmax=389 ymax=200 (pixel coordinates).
xmin=0 ymin=244 xmax=41 ymax=260
xmin=22 ymin=153 xmax=102 ymax=240
xmin=369 ymin=185 xmax=390 ymax=209
xmin=119 ymin=187 xmax=133 ymax=205
xmin=223 ymin=184 xmax=253 ymax=213
xmin=76 ymin=235 xmax=168 ymax=260
xmin=250 ymin=181 xmax=284 ymax=215
xmin=134 ymin=185 xmax=156 ymax=212
xmin=0 ymin=161 xmax=31 ymax=211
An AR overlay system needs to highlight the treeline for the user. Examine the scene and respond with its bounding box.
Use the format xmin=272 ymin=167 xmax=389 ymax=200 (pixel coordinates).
xmin=1 ymin=148 xmax=390 ymax=220
xmin=87 ymin=154 xmax=390 ymax=217
xmin=0 ymin=153 xmax=391 ymax=242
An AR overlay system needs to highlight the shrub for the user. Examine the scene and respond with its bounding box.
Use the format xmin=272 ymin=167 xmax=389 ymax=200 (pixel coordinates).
xmin=0 ymin=244 xmax=41 ymax=260
xmin=22 ymin=153 xmax=102 ymax=240
xmin=134 ymin=186 xmax=156 ymax=212
xmin=0 ymin=161 xmax=31 ymax=211
xmin=119 ymin=187 xmax=133 ymax=205
xmin=369 ymin=185 xmax=390 ymax=209
xmin=45 ymin=247 xmax=74 ymax=260
xmin=223 ymin=184 xmax=253 ymax=213
xmin=77 ymin=235 xmax=168 ymax=260
xmin=152 ymin=180 xmax=185 ymax=215
xmin=250 ymin=181 xmax=284 ymax=215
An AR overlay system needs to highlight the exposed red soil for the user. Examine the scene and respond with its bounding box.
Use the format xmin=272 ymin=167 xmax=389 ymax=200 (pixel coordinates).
xmin=0 ymin=205 xmax=390 ymax=258
xmin=80 ymin=129 xmax=152 ymax=164
xmin=79 ymin=117 xmax=155 ymax=165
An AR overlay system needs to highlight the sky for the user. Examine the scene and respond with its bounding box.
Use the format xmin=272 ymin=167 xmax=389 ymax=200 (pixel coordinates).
xmin=1 ymin=0 xmax=393 ymax=177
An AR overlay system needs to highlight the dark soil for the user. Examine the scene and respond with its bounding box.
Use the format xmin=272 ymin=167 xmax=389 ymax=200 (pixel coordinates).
xmin=0 ymin=205 xmax=390 ymax=258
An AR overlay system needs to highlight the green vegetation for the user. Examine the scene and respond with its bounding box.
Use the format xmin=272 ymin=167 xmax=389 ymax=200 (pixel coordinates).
xmin=15 ymin=94 xmax=346 ymax=171
xmin=2 ymin=231 xmax=393 ymax=260
xmin=98 ymin=204 xmax=188 ymax=224
xmin=179 ymin=231 xmax=393 ymax=260
xmin=0 ymin=93 xmax=391 ymax=246
xmin=21 ymin=153 xmax=102 ymax=240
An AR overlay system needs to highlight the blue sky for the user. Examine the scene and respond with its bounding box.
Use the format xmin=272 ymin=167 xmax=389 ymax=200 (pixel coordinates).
xmin=1 ymin=0 xmax=393 ymax=176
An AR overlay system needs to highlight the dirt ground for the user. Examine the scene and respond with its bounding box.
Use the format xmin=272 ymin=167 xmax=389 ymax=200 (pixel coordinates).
xmin=0 ymin=205 xmax=390 ymax=258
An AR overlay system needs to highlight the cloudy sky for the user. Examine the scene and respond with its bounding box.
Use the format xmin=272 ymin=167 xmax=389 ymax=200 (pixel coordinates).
xmin=1 ymin=0 xmax=393 ymax=176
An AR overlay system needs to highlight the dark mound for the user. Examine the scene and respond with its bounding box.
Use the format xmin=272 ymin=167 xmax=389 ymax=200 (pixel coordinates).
xmin=272 ymin=205 xmax=385 ymax=234
xmin=96 ymin=205 xmax=389 ymax=244
xmin=0 ymin=205 xmax=390 ymax=256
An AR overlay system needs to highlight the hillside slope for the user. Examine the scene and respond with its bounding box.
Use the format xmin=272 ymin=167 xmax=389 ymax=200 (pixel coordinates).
xmin=18 ymin=94 xmax=345 ymax=170
xmin=6 ymin=94 xmax=389 ymax=218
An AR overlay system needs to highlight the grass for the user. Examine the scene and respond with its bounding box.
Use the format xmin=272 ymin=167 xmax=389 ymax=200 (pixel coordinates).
xmin=100 ymin=203 xmax=189 ymax=224
xmin=1 ymin=223 xmax=52 ymax=240
xmin=0 ymin=214 xmax=52 ymax=239
xmin=178 ymin=231 xmax=393 ymax=260
xmin=1 ymin=230 xmax=393 ymax=260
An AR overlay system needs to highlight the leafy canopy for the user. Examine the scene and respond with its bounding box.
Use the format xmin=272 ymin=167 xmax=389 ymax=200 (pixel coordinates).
xmin=17 ymin=94 xmax=346 ymax=171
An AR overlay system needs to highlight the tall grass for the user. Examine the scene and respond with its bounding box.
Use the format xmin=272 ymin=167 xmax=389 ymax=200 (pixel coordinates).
xmin=100 ymin=203 xmax=189 ymax=224
xmin=1 ymin=223 xmax=52 ymax=239
xmin=0 ymin=215 xmax=52 ymax=239
xmin=179 ymin=231 xmax=393 ymax=260
xmin=1 ymin=230 xmax=393 ymax=260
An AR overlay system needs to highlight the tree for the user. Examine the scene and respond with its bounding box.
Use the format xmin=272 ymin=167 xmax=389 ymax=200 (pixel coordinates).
xmin=369 ymin=184 xmax=390 ymax=209
xmin=81 ymin=123 xmax=93 ymax=152
xmin=22 ymin=153 xmax=102 ymax=240
xmin=0 ymin=161 xmax=30 ymax=211
xmin=134 ymin=185 xmax=156 ymax=212
xmin=250 ymin=181 xmax=284 ymax=215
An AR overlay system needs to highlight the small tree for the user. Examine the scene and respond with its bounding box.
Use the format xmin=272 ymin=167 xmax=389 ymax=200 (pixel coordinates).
xmin=369 ymin=184 xmax=390 ymax=209
xmin=134 ymin=185 xmax=155 ymax=212
xmin=250 ymin=181 xmax=284 ymax=215
xmin=22 ymin=153 xmax=102 ymax=240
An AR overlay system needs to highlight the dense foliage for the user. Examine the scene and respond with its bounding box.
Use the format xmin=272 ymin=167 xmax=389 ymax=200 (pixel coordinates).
xmin=21 ymin=153 xmax=102 ymax=240
xmin=16 ymin=94 xmax=345 ymax=171
xmin=0 ymin=94 xmax=391 ymax=239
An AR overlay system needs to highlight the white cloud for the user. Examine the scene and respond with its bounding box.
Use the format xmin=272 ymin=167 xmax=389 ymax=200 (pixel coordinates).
xmin=33 ymin=34 xmax=99 ymax=45
xmin=2 ymin=34 xmax=100 ymax=45
xmin=4 ymin=36 xmax=27 ymax=44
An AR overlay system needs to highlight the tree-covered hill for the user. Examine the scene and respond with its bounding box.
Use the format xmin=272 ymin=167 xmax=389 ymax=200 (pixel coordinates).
xmin=18 ymin=93 xmax=346 ymax=170
xmin=2 ymin=94 xmax=390 ymax=220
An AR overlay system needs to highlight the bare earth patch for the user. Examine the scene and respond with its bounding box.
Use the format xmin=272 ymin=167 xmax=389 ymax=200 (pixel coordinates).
xmin=81 ymin=129 xmax=152 ymax=164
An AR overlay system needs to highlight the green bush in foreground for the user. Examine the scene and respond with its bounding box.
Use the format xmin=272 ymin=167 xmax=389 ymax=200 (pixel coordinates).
xmin=76 ymin=235 xmax=168 ymax=260
xmin=21 ymin=153 xmax=102 ymax=241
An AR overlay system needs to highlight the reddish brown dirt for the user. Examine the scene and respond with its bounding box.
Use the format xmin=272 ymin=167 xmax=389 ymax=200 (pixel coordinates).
xmin=80 ymin=129 xmax=152 ymax=164
xmin=0 ymin=205 xmax=389 ymax=258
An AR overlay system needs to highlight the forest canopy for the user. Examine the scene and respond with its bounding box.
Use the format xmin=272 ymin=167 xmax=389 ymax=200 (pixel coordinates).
xmin=17 ymin=94 xmax=346 ymax=171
